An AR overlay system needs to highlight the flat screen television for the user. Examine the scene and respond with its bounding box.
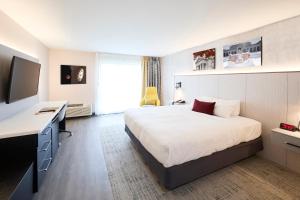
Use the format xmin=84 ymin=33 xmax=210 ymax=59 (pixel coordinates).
xmin=6 ymin=56 xmax=41 ymax=104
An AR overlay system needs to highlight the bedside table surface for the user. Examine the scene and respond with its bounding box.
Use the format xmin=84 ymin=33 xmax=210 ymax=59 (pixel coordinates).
xmin=272 ymin=128 xmax=300 ymax=139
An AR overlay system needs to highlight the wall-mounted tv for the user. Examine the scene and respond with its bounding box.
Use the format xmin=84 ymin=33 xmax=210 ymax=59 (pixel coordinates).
xmin=6 ymin=56 xmax=41 ymax=104
xmin=60 ymin=65 xmax=86 ymax=85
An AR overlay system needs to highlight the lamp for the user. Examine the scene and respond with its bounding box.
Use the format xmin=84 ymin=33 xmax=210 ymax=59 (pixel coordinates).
xmin=173 ymin=82 xmax=185 ymax=104
xmin=174 ymin=88 xmax=184 ymax=101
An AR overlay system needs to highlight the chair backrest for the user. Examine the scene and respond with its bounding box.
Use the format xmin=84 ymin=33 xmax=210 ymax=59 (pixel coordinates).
xmin=144 ymin=87 xmax=158 ymax=99
xmin=58 ymin=105 xmax=67 ymax=122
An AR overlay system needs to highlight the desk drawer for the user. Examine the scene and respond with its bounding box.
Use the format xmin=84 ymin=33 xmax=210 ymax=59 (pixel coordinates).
xmin=37 ymin=157 xmax=52 ymax=187
xmin=37 ymin=140 xmax=52 ymax=167
xmin=37 ymin=133 xmax=52 ymax=188
xmin=272 ymin=132 xmax=300 ymax=153
xmin=38 ymin=127 xmax=51 ymax=146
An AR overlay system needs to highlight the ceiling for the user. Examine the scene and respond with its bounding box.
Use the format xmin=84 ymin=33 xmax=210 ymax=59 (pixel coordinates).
xmin=1 ymin=0 xmax=300 ymax=57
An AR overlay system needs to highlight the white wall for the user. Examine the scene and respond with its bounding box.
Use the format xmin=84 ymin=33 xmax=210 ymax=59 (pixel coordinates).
xmin=48 ymin=49 xmax=96 ymax=110
xmin=0 ymin=10 xmax=49 ymax=120
xmin=161 ymin=15 xmax=300 ymax=105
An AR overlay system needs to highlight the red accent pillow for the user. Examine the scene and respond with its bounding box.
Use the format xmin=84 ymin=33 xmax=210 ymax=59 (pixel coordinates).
xmin=192 ymin=99 xmax=216 ymax=115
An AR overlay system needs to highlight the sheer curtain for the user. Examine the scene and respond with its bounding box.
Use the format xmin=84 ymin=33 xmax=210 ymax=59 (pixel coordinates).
xmin=95 ymin=53 xmax=142 ymax=115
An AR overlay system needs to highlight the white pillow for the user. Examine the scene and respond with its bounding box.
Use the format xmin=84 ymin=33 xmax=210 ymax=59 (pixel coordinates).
xmin=196 ymin=97 xmax=240 ymax=118
xmin=214 ymin=99 xmax=240 ymax=118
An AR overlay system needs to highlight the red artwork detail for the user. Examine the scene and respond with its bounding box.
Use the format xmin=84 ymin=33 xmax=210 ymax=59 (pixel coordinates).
xmin=193 ymin=49 xmax=215 ymax=58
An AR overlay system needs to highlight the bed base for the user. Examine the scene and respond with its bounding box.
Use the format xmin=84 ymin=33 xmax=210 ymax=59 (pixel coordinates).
xmin=125 ymin=125 xmax=263 ymax=190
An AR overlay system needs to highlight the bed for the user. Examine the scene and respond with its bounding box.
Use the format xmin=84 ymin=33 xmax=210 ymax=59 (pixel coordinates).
xmin=124 ymin=105 xmax=263 ymax=189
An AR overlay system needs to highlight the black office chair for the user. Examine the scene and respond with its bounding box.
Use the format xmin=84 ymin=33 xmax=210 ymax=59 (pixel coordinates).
xmin=58 ymin=105 xmax=72 ymax=140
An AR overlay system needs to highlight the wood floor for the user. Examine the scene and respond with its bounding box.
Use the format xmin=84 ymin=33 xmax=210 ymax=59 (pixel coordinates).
xmin=33 ymin=116 xmax=114 ymax=200
xmin=33 ymin=114 xmax=300 ymax=200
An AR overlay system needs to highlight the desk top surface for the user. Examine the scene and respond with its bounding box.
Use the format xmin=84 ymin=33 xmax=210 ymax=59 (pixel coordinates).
xmin=0 ymin=101 xmax=67 ymax=139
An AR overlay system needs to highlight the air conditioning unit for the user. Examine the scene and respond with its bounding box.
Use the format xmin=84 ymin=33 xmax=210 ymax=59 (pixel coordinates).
xmin=66 ymin=104 xmax=93 ymax=118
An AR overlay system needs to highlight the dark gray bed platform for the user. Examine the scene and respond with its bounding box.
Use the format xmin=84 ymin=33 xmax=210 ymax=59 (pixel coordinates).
xmin=125 ymin=125 xmax=263 ymax=190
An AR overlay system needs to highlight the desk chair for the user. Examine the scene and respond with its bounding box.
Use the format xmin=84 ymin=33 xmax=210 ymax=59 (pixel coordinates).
xmin=58 ymin=105 xmax=72 ymax=138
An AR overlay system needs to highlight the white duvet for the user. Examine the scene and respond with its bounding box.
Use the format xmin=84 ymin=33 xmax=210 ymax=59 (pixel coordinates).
xmin=124 ymin=105 xmax=261 ymax=168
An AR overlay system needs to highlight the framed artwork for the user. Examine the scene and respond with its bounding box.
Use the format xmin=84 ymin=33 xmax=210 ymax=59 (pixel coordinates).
xmin=61 ymin=65 xmax=86 ymax=84
xmin=223 ymin=37 xmax=262 ymax=68
xmin=193 ymin=48 xmax=216 ymax=70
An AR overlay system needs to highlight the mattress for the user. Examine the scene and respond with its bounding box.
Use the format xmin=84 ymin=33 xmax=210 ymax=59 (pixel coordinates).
xmin=124 ymin=105 xmax=262 ymax=168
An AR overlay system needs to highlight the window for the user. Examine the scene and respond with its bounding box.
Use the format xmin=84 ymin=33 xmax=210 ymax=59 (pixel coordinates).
xmin=96 ymin=54 xmax=142 ymax=114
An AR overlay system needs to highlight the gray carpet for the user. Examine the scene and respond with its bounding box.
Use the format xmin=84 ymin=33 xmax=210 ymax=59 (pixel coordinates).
xmin=99 ymin=116 xmax=300 ymax=200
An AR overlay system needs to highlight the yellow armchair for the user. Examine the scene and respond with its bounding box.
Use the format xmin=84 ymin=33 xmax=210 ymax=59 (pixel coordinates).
xmin=140 ymin=87 xmax=160 ymax=106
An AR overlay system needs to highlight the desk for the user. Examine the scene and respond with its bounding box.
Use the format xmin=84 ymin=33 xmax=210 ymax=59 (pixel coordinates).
xmin=0 ymin=101 xmax=67 ymax=139
xmin=0 ymin=101 xmax=67 ymax=200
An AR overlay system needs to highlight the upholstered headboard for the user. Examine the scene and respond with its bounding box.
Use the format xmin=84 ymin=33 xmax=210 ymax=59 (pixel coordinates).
xmin=175 ymin=72 xmax=300 ymax=172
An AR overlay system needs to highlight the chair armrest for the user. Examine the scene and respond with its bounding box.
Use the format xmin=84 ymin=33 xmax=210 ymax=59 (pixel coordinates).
xmin=156 ymin=99 xmax=161 ymax=106
xmin=140 ymin=98 xmax=146 ymax=106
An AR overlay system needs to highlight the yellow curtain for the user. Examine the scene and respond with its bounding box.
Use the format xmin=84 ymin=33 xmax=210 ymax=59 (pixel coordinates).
xmin=141 ymin=56 xmax=161 ymax=98
xmin=141 ymin=56 xmax=149 ymax=97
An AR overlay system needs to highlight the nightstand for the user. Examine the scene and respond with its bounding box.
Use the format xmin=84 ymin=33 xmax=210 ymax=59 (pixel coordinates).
xmin=272 ymin=128 xmax=300 ymax=174
xmin=272 ymin=128 xmax=300 ymax=153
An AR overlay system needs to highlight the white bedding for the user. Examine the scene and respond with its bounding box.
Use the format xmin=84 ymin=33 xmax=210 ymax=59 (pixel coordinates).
xmin=124 ymin=105 xmax=261 ymax=168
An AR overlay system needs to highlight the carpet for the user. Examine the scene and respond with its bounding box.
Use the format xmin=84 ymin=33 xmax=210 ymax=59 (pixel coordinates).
xmin=99 ymin=121 xmax=300 ymax=200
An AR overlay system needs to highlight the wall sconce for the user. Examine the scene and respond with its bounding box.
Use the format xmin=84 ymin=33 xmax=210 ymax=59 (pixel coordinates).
xmin=175 ymin=82 xmax=182 ymax=89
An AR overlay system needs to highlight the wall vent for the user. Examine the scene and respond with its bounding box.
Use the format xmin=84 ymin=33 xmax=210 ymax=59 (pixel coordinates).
xmin=66 ymin=104 xmax=92 ymax=118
